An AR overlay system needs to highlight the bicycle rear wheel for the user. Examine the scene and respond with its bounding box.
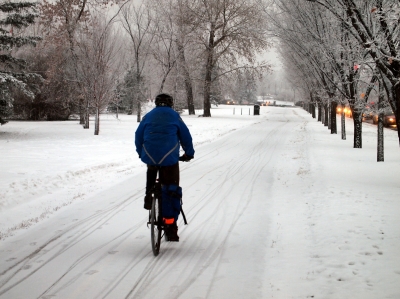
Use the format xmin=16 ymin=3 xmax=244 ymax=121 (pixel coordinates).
xmin=150 ymin=194 xmax=162 ymax=256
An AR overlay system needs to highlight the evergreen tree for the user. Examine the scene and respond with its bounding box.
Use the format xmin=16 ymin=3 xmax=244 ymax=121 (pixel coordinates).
xmin=120 ymin=68 xmax=146 ymax=115
xmin=0 ymin=1 xmax=41 ymax=125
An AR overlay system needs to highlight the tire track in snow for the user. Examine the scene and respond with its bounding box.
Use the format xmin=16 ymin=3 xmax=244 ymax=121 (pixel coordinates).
xmin=0 ymin=189 xmax=145 ymax=297
xmin=122 ymin=115 xmax=296 ymax=299
xmin=0 ymin=108 xmax=302 ymax=299
xmin=179 ymin=120 xmax=292 ymax=298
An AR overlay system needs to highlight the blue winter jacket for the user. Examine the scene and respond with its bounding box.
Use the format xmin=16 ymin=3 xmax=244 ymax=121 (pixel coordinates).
xmin=135 ymin=106 xmax=195 ymax=166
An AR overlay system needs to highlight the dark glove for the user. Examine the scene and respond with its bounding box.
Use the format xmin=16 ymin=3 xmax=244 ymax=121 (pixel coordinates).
xmin=179 ymin=154 xmax=193 ymax=162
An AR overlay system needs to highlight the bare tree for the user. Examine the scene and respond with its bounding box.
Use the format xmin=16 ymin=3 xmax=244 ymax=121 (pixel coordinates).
xmin=181 ymin=0 xmax=270 ymax=117
xmin=272 ymin=0 xmax=381 ymax=148
xmin=40 ymin=0 xmax=90 ymax=125
xmin=271 ymin=0 xmax=399 ymax=160
xmin=174 ymin=0 xmax=198 ymax=114
xmin=120 ymin=1 xmax=154 ymax=122
xmin=75 ymin=16 xmax=122 ymax=135
xmin=146 ymin=0 xmax=199 ymax=114
xmin=147 ymin=2 xmax=177 ymax=94
xmin=303 ymin=0 xmax=400 ymax=146
xmin=39 ymin=0 xmax=124 ymax=126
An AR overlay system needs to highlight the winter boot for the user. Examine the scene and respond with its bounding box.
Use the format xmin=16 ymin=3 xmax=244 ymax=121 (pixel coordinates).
xmin=164 ymin=220 xmax=179 ymax=242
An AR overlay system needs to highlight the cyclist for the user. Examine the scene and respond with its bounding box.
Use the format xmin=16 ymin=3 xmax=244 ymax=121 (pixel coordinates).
xmin=135 ymin=93 xmax=194 ymax=241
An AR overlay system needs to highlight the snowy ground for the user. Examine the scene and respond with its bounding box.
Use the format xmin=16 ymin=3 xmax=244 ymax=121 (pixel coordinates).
xmin=0 ymin=103 xmax=399 ymax=299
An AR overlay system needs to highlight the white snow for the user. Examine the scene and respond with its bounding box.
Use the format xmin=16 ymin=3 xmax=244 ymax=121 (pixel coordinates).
xmin=0 ymin=103 xmax=399 ymax=299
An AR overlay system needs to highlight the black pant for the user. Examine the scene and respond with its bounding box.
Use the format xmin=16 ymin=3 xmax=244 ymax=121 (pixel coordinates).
xmin=146 ymin=163 xmax=180 ymax=194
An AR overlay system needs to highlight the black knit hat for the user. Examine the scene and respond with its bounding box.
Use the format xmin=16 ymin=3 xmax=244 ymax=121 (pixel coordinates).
xmin=155 ymin=93 xmax=173 ymax=107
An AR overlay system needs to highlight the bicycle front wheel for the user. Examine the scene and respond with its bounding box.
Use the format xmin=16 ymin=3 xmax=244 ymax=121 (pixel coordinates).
xmin=150 ymin=195 xmax=162 ymax=256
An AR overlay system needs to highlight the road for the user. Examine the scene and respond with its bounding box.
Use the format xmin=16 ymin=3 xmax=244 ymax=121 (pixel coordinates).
xmin=2 ymin=107 xmax=399 ymax=299
xmin=355 ymin=116 xmax=397 ymax=131
xmin=0 ymin=108 xmax=304 ymax=299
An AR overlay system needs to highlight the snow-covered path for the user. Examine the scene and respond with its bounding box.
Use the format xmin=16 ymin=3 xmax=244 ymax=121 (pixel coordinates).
xmin=0 ymin=106 xmax=399 ymax=299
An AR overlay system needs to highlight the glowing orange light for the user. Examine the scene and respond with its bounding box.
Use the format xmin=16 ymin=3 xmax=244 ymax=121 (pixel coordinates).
xmin=163 ymin=218 xmax=175 ymax=225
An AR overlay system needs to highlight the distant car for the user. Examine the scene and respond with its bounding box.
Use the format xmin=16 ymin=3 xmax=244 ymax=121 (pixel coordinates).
xmin=222 ymin=99 xmax=236 ymax=105
xmin=384 ymin=114 xmax=397 ymax=127
xmin=336 ymin=105 xmax=352 ymax=118
xmin=362 ymin=106 xmax=374 ymax=121
xmin=372 ymin=108 xmax=396 ymax=127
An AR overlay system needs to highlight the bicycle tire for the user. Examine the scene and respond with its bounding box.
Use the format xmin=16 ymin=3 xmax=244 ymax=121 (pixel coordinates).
xmin=150 ymin=192 xmax=162 ymax=256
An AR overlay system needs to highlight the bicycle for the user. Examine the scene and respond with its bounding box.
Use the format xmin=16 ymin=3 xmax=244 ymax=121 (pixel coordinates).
xmin=147 ymin=168 xmax=188 ymax=256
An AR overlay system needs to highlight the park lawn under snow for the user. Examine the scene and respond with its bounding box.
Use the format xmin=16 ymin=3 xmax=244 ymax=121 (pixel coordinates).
xmin=0 ymin=104 xmax=260 ymax=238
xmin=0 ymin=103 xmax=399 ymax=299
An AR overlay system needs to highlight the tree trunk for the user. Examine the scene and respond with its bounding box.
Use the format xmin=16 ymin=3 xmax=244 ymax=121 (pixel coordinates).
xmin=318 ymin=102 xmax=322 ymax=122
xmin=137 ymin=101 xmax=141 ymax=122
xmin=203 ymin=63 xmax=212 ymax=117
xmin=327 ymin=103 xmax=331 ymax=130
xmin=159 ymin=76 xmax=168 ymax=94
xmin=352 ymin=110 xmax=362 ymax=148
xmin=176 ymin=40 xmax=195 ymax=115
xmin=94 ymin=107 xmax=100 ymax=135
xmin=377 ymin=81 xmax=385 ymax=161
xmin=203 ymin=26 xmax=215 ymax=117
xmin=127 ymin=97 xmax=133 ymax=115
xmin=321 ymin=105 xmax=324 ymax=124
xmin=83 ymin=99 xmax=89 ymax=129
xmin=79 ymin=97 xmax=85 ymax=125
xmin=324 ymin=104 xmax=328 ymax=126
xmin=377 ymin=112 xmax=384 ymax=161
xmin=341 ymin=110 xmax=346 ymax=140
xmin=311 ymin=103 xmax=316 ymax=118
xmin=330 ymin=101 xmax=337 ymax=134
xmin=393 ymin=83 xmax=400 ymax=147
